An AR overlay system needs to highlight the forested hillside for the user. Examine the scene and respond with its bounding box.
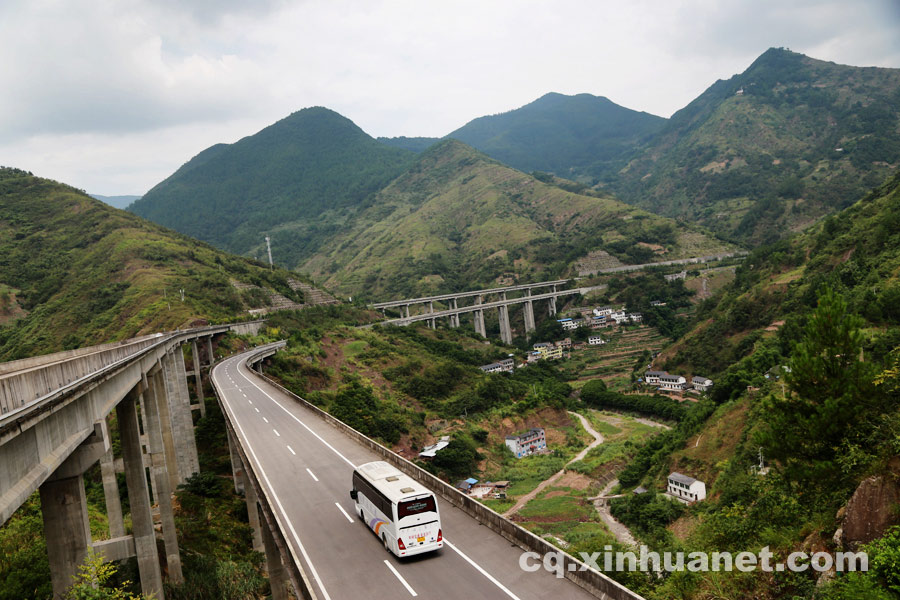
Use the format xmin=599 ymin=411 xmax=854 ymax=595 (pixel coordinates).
xmin=129 ymin=107 xmax=415 ymax=269
xmin=606 ymin=48 xmax=900 ymax=244
xmin=302 ymin=140 xmax=732 ymax=298
xmin=0 ymin=167 xmax=311 ymax=360
xmin=604 ymin=172 xmax=900 ymax=599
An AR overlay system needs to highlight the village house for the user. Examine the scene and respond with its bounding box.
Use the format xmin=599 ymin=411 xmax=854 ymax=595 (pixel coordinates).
xmin=644 ymin=370 xmax=666 ymax=385
xmin=590 ymin=315 xmax=608 ymax=329
xmin=667 ymin=472 xmax=706 ymax=502
xmin=629 ymin=313 xmax=643 ymax=323
xmin=611 ymin=310 xmax=630 ymax=325
xmin=593 ymin=306 xmax=614 ymax=317
xmin=665 ymin=271 xmax=687 ymax=282
xmin=650 ymin=300 xmax=666 ymax=307
xmin=555 ymin=338 xmax=572 ymax=350
xmin=691 ymin=376 xmax=713 ymax=392
xmin=558 ymin=318 xmax=579 ymax=331
xmin=505 ymin=428 xmax=547 ymax=458
xmin=659 ymin=373 xmax=687 ymax=391
xmin=588 ymin=335 xmax=606 ymax=346
xmin=538 ymin=345 xmax=563 ymax=360
xmin=526 ymin=351 xmax=542 ymax=364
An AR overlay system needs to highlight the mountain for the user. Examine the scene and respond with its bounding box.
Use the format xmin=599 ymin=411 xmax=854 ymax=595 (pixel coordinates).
xmin=444 ymin=92 xmax=665 ymax=178
xmin=129 ymin=107 xmax=415 ymax=268
xmin=301 ymin=139 xmax=733 ymax=298
xmin=0 ymin=167 xmax=314 ymax=360
xmin=90 ymin=194 xmax=141 ymax=209
xmin=606 ymin=48 xmax=900 ymax=245
xmin=377 ymin=136 xmax=440 ymax=153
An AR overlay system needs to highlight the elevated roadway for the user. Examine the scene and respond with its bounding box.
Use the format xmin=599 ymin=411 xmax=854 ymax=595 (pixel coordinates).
xmin=213 ymin=349 xmax=605 ymax=600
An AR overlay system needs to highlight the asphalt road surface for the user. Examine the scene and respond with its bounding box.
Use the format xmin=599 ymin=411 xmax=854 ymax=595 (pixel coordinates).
xmin=212 ymin=349 xmax=601 ymax=600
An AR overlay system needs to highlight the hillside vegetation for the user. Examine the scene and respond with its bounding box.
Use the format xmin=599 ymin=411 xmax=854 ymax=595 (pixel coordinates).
xmin=129 ymin=107 xmax=415 ymax=270
xmin=0 ymin=167 xmax=312 ymax=360
xmin=603 ymin=173 xmax=900 ymax=598
xmin=301 ymin=140 xmax=733 ymax=298
xmin=606 ymin=48 xmax=900 ymax=244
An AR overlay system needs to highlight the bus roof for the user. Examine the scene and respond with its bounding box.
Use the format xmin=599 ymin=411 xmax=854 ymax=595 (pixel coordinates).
xmin=356 ymin=461 xmax=433 ymax=502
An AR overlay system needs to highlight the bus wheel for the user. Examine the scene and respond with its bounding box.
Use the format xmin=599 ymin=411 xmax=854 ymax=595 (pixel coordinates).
xmin=382 ymin=534 xmax=391 ymax=554
xmin=358 ymin=506 xmax=364 ymax=520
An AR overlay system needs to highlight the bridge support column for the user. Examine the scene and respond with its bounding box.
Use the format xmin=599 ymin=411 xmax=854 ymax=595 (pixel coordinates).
xmin=549 ymin=285 xmax=558 ymax=316
xmin=498 ymin=293 xmax=513 ymax=344
xmin=242 ymin=469 xmax=264 ymax=553
xmin=450 ymin=298 xmax=460 ymax=327
xmin=40 ymin=420 xmax=112 ymax=598
xmin=260 ymin=506 xmax=290 ymax=600
xmin=227 ymin=428 xmax=245 ymax=495
xmin=404 ymin=304 xmax=410 ymax=319
xmin=524 ymin=300 xmax=536 ymax=334
xmin=99 ymin=443 xmax=124 ymax=539
xmin=118 ymin=390 xmax=165 ymax=599
xmin=162 ymin=348 xmax=199 ymax=484
xmin=473 ymin=295 xmax=486 ymax=337
xmin=143 ymin=370 xmax=183 ymax=584
xmin=206 ymin=335 xmax=215 ymax=368
xmin=191 ymin=339 xmax=206 ymax=417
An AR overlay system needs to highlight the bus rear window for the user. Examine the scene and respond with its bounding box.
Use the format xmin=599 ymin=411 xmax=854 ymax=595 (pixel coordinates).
xmin=397 ymin=496 xmax=437 ymax=518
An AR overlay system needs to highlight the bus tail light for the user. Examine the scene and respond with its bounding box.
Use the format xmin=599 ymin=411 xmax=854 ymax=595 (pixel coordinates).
xmin=437 ymin=528 xmax=442 ymax=542
xmin=397 ymin=537 xmax=406 ymax=550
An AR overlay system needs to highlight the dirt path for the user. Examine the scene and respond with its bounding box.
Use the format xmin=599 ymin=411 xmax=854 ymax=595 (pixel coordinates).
xmin=592 ymin=479 xmax=639 ymax=547
xmin=503 ymin=411 xmax=603 ymax=518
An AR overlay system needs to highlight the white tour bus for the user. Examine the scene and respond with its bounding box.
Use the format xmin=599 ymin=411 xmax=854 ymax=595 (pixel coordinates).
xmin=350 ymin=461 xmax=443 ymax=557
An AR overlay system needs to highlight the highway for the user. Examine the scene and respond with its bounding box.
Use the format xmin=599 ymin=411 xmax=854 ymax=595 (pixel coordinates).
xmin=212 ymin=349 xmax=600 ymax=600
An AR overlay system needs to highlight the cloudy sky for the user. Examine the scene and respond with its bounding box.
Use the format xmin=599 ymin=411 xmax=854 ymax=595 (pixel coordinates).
xmin=1 ymin=0 xmax=899 ymax=196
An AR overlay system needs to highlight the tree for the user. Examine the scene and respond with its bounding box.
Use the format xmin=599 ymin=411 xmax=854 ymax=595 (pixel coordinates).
xmin=65 ymin=550 xmax=145 ymax=600
xmin=758 ymin=286 xmax=879 ymax=492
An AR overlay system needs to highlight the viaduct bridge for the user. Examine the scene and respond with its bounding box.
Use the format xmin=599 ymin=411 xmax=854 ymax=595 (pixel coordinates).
xmin=0 ymin=324 xmax=643 ymax=600
xmin=371 ymin=279 xmax=605 ymax=344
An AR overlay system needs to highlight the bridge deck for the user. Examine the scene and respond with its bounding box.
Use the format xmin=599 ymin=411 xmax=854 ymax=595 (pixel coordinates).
xmin=213 ymin=352 xmax=601 ymax=600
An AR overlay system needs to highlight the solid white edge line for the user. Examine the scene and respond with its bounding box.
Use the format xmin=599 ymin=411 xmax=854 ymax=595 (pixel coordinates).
xmin=236 ymin=362 xmax=357 ymax=469
xmin=212 ymin=360 xmax=332 ymax=600
xmin=335 ymin=502 xmax=353 ymax=523
xmin=273 ymin=429 xmax=280 ymax=437
xmin=306 ymin=467 xmax=318 ymax=481
xmin=383 ymin=560 xmax=417 ymax=597
xmin=288 ymin=445 xmax=296 ymax=455
xmin=263 ymin=416 xmax=269 ymax=423
xmin=444 ymin=539 xmax=522 ymax=600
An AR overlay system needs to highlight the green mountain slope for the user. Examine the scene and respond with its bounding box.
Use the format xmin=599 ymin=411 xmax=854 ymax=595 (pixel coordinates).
xmin=446 ymin=93 xmax=665 ymax=176
xmin=0 ymin=167 xmax=314 ymax=360
xmin=607 ymin=48 xmax=900 ymax=244
xmin=607 ymin=172 xmax=900 ymax=600
xmin=129 ymin=107 xmax=415 ymax=269
xmin=302 ymin=140 xmax=734 ymax=298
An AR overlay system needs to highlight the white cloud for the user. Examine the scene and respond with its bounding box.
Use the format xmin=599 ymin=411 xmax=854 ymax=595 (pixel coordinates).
xmin=0 ymin=0 xmax=898 ymax=194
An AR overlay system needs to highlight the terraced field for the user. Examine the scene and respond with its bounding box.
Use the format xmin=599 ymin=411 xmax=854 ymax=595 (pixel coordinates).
xmin=560 ymin=325 xmax=669 ymax=392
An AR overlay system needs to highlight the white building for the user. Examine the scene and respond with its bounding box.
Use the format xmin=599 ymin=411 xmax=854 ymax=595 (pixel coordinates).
xmin=644 ymin=370 xmax=666 ymax=385
xmin=611 ymin=311 xmax=630 ymax=325
xmin=659 ymin=373 xmax=687 ymax=391
xmin=588 ymin=335 xmax=606 ymax=345
xmin=629 ymin=313 xmax=643 ymax=323
xmin=667 ymin=472 xmax=706 ymax=502
xmin=505 ymin=428 xmax=546 ymax=459
xmin=593 ymin=307 xmax=614 ymax=317
xmin=691 ymin=376 xmax=713 ymax=392
xmin=559 ymin=318 xmax=579 ymax=331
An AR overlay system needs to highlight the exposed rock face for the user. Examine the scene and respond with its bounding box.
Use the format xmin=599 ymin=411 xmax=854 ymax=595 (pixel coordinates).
xmin=841 ymin=473 xmax=900 ymax=550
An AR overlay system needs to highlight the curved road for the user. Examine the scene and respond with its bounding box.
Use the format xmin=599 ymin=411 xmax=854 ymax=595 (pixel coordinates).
xmin=212 ymin=350 xmax=601 ymax=600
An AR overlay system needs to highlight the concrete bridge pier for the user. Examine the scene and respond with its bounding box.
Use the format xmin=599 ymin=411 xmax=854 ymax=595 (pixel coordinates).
xmin=239 ymin=466 xmax=264 ymax=553
xmin=404 ymin=304 xmax=410 ymax=319
xmin=142 ymin=369 xmax=184 ymax=584
xmin=162 ymin=348 xmax=200 ymax=484
xmin=549 ymin=285 xmax=558 ymax=316
xmin=498 ymin=292 xmax=513 ymax=344
xmin=524 ymin=300 xmax=536 ymax=333
xmin=190 ymin=339 xmax=206 ymax=417
xmin=99 ymin=417 xmax=124 ymax=539
xmin=39 ymin=422 xmax=111 ymax=598
xmin=206 ymin=335 xmax=215 ymax=368
xmin=227 ymin=427 xmax=246 ymax=495
xmin=117 ymin=390 xmax=165 ymax=599
xmin=259 ymin=504 xmax=291 ymax=600
xmin=450 ymin=298 xmax=460 ymax=328
xmin=473 ymin=295 xmax=486 ymax=337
